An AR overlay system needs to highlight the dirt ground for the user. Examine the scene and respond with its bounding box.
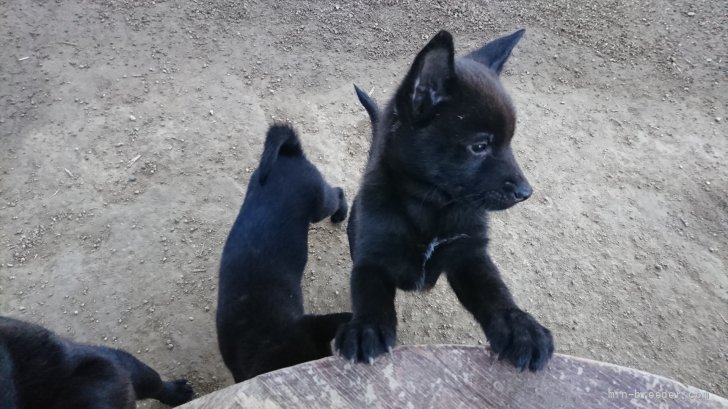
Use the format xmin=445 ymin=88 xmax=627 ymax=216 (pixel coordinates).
xmin=1 ymin=0 xmax=726 ymax=405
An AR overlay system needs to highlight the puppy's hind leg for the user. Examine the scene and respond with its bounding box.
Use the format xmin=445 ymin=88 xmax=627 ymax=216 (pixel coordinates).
xmin=101 ymin=347 xmax=194 ymax=407
xmin=313 ymin=184 xmax=348 ymax=224
xmin=57 ymin=356 xmax=134 ymax=409
xmin=155 ymin=379 xmax=195 ymax=407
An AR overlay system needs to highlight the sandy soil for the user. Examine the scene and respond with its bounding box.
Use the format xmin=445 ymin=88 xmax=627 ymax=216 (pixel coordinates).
xmin=1 ymin=0 xmax=726 ymax=405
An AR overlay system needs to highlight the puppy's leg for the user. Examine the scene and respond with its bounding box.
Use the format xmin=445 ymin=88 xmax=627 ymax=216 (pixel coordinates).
xmin=302 ymin=312 xmax=353 ymax=355
xmin=335 ymin=266 xmax=397 ymax=363
xmin=57 ymin=387 xmax=133 ymax=409
xmin=446 ymin=252 xmax=554 ymax=371
xmin=103 ymin=348 xmax=193 ymax=407
xmin=154 ymin=379 xmax=195 ymax=407
xmin=58 ymin=356 xmax=135 ymax=409
xmin=313 ymin=184 xmax=348 ymax=223
xmin=346 ymin=200 xmax=358 ymax=259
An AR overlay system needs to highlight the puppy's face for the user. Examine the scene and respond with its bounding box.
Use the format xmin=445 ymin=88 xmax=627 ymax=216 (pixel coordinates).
xmin=389 ymin=30 xmax=531 ymax=211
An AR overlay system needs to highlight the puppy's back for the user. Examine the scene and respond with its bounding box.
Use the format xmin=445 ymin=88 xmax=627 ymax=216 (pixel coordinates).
xmin=217 ymin=123 xmax=350 ymax=382
xmin=0 ymin=317 xmax=70 ymax=388
xmin=0 ymin=317 xmax=98 ymax=408
xmin=219 ymin=123 xmax=333 ymax=280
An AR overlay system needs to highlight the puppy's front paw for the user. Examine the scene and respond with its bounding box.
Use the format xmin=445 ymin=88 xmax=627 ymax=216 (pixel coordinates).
xmin=483 ymin=308 xmax=554 ymax=371
xmin=160 ymin=379 xmax=194 ymax=407
xmin=334 ymin=319 xmax=395 ymax=364
xmin=330 ymin=187 xmax=348 ymax=223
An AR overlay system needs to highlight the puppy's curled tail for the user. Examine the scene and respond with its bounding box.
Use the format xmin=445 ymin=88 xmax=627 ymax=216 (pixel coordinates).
xmin=258 ymin=123 xmax=303 ymax=185
xmin=354 ymin=85 xmax=379 ymax=129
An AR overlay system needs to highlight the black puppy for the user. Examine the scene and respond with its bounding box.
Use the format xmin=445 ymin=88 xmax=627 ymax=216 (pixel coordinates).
xmin=0 ymin=316 xmax=193 ymax=409
xmin=216 ymin=124 xmax=351 ymax=383
xmin=336 ymin=30 xmax=554 ymax=371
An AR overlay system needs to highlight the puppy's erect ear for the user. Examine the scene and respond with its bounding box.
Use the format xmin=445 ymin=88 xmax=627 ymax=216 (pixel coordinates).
xmin=397 ymin=31 xmax=455 ymax=124
xmin=466 ymin=29 xmax=525 ymax=75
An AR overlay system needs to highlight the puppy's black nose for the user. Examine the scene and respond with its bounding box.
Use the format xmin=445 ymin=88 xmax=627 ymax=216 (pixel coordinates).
xmin=504 ymin=181 xmax=533 ymax=201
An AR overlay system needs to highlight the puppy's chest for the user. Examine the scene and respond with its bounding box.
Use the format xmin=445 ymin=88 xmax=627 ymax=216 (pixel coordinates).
xmin=404 ymin=234 xmax=469 ymax=291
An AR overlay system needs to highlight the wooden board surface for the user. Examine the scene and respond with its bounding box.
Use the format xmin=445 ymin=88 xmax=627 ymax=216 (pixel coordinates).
xmin=180 ymin=345 xmax=728 ymax=409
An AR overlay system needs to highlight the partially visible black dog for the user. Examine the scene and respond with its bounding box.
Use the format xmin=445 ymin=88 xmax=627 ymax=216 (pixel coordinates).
xmin=0 ymin=316 xmax=193 ymax=409
xmin=216 ymin=124 xmax=351 ymax=383
xmin=336 ymin=30 xmax=554 ymax=371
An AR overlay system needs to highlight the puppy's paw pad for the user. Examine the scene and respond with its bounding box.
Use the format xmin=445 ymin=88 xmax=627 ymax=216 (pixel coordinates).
xmin=484 ymin=309 xmax=554 ymax=371
xmin=334 ymin=320 xmax=395 ymax=364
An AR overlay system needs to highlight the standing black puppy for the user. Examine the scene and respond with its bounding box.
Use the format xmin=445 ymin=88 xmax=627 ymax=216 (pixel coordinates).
xmin=0 ymin=316 xmax=193 ymax=409
xmin=336 ymin=30 xmax=555 ymax=371
xmin=216 ymin=124 xmax=351 ymax=383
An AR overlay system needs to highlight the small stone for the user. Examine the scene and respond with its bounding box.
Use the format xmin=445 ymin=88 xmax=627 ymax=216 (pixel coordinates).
xmin=129 ymin=114 xmax=136 ymax=121
xmin=716 ymin=117 xmax=722 ymax=123
xmin=209 ymin=109 xmax=214 ymax=116
xmin=167 ymin=343 xmax=174 ymax=350
xmin=686 ymin=11 xmax=695 ymax=16
xmin=19 ymin=306 xmax=25 ymax=311
xmin=189 ymin=316 xmax=194 ymax=321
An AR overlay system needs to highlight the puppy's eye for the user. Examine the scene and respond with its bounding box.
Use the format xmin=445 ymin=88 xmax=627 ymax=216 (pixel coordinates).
xmin=467 ymin=133 xmax=494 ymax=156
xmin=468 ymin=139 xmax=492 ymax=156
xmin=468 ymin=142 xmax=490 ymax=155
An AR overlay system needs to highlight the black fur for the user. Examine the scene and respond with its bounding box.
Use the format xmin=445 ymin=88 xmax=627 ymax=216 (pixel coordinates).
xmin=354 ymin=85 xmax=379 ymax=130
xmin=216 ymin=123 xmax=351 ymax=383
xmin=0 ymin=316 xmax=193 ymax=409
xmin=336 ymin=30 xmax=554 ymax=371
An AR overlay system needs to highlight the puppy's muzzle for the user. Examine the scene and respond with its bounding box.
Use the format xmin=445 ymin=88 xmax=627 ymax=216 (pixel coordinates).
xmin=504 ymin=181 xmax=532 ymax=202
